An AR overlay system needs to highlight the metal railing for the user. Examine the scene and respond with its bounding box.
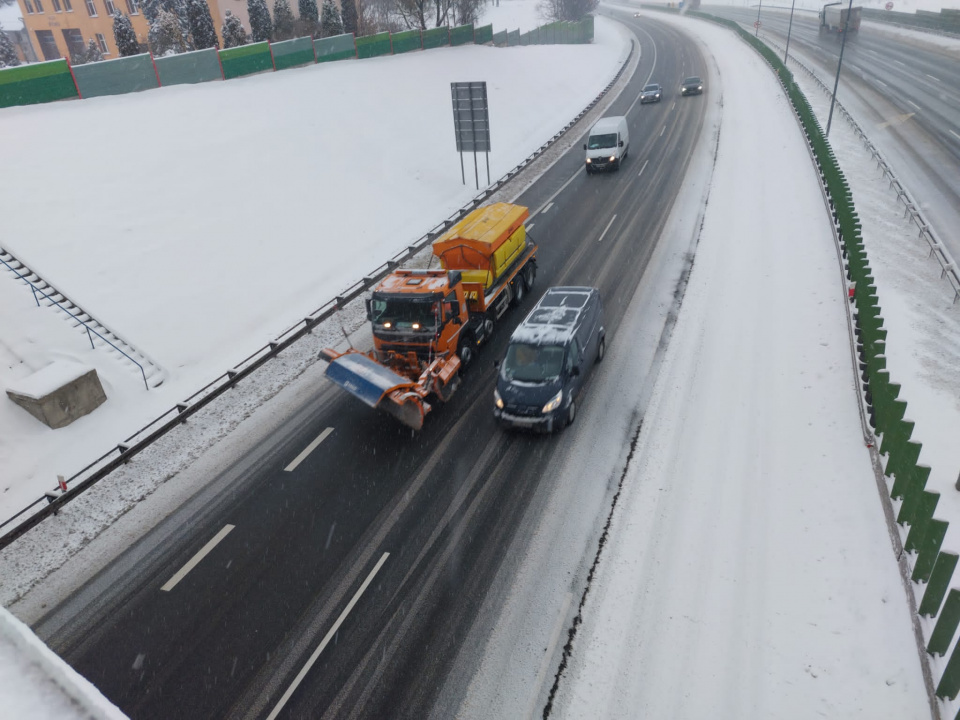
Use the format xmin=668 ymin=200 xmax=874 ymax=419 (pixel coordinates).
xmin=0 ymin=41 xmax=637 ymax=550
xmin=0 ymin=254 xmax=151 ymax=390
xmin=761 ymin=33 xmax=960 ymax=304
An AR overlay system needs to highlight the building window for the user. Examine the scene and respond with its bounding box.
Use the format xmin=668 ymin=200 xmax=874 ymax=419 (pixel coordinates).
xmin=64 ymin=0 xmax=72 ymax=9
xmin=125 ymin=0 xmax=138 ymax=13
xmin=103 ymin=0 xmax=115 ymax=13
xmin=62 ymin=27 xmax=85 ymax=60
xmin=84 ymin=0 xmax=96 ymax=15
xmin=51 ymin=0 xmax=62 ymax=11
xmin=34 ymin=0 xmax=44 ymax=12
xmin=24 ymin=0 xmax=35 ymax=12
xmin=35 ymin=29 xmax=60 ymax=59
xmin=96 ymin=32 xmax=108 ymax=54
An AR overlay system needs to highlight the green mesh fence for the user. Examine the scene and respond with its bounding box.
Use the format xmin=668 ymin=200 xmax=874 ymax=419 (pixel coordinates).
xmin=422 ymin=27 xmax=449 ymax=49
xmin=72 ymin=54 xmax=158 ymax=98
xmin=0 ymin=59 xmax=78 ymax=108
xmin=391 ymin=29 xmax=421 ymax=54
xmin=219 ymin=42 xmax=274 ymax=79
xmin=272 ymin=37 xmax=315 ymax=70
xmin=581 ymin=15 xmax=594 ymax=42
xmin=449 ymin=24 xmax=474 ymax=46
xmin=315 ymin=33 xmax=356 ymax=62
xmin=356 ymin=32 xmax=392 ymax=59
xmin=155 ymin=48 xmax=222 ymax=85
xmin=475 ymin=23 xmax=493 ymax=44
xmin=507 ymin=29 xmax=520 ymax=46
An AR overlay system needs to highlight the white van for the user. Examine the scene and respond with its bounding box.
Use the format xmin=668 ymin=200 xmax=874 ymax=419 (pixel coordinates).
xmin=584 ymin=116 xmax=629 ymax=174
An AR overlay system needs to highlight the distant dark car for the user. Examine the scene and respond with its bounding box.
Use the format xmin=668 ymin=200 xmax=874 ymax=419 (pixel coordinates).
xmin=640 ymin=83 xmax=662 ymax=104
xmin=494 ymin=287 xmax=605 ymax=433
xmin=681 ymin=76 xmax=703 ymax=96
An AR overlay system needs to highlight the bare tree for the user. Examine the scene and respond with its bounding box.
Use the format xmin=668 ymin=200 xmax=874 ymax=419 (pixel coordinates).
xmin=538 ymin=0 xmax=595 ymax=22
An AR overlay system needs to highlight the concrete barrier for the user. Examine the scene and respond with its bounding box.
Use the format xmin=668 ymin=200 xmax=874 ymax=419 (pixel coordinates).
xmin=6 ymin=361 xmax=107 ymax=429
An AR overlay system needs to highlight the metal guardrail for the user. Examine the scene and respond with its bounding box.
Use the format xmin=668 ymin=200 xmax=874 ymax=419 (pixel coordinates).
xmin=0 ymin=254 xmax=151 ymax=390
xmin=760 ymin=34 xmax=960 ymax=304
xmin=0 ymin=39 xmax=637 ymax=551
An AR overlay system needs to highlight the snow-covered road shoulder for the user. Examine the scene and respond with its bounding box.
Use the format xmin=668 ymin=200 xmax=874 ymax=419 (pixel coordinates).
xmin=552 ymin=11 xmax=931 ymax=718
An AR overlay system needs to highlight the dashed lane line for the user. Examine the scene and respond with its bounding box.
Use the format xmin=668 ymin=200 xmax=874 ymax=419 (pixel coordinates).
xmin=160 ymin=524 xmax=235 ymax=592
xmin=597 ymin=215 xmax=617 ymax=243
xmin=284 ymin=427 xmax=334 ymax=472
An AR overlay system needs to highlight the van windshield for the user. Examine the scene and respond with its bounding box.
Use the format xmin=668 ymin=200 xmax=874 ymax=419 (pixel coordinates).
xmin=502 ymin=343 xmax=565 ymax=382
xmin=587 ymin=133 xmax=617 ymax=150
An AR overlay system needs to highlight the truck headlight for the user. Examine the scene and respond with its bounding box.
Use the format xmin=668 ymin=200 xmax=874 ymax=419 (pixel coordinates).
xmin=542 ymin=390 xmax=563 ymax=414
xmin=494 ymin=388 xmax=504 ymax=410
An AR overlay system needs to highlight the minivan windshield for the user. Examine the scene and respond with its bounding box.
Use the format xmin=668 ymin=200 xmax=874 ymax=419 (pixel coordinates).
xmin=587 ymin=133 xmax=617 ymax=150
xmin=502 ymin=343 xmax=565 ymax=382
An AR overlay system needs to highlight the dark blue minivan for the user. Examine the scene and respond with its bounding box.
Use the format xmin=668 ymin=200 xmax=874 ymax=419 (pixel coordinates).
xmin=493 ymin=287 xmax=605 ymax=432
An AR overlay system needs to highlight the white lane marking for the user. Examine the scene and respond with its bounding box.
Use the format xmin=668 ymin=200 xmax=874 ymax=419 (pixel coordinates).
xmin=527 ymin=222 xmax=535 ymax=232
xmin=659 ymin=125 xmax=666 ymax=137
xmin=161 ymin=524 xmax=235 ymax=592
xmin=625 ymin=25 xmax=659 ymax=117
xmin=530 ymin=169 xmax=580 ymax=221
xmin=284 ymin=427 xmax=334 ymax=472
xmin=266 ymin=552 xmax=390 ymax=720
xmin=542 ymin=202 xmax=554 ymax=214
xmin=638 ymin=159 xmax=649 ymax=177
xmin=925 ymin=73 xmax=940 ymax=82
xmin=670 ymin=101 xmax=676 ymax=111
xmin=597 ymin=215 xmax=617 ymax=243
xmin=525 ymin=592 xmax=573 ymax=720
xmin=950 ymin=129 xmax=960 ymax=141
xmin=907 ymin=100 xmax=921 ymax=110
xmin=874 ymin=79 xmax=887 ymax=88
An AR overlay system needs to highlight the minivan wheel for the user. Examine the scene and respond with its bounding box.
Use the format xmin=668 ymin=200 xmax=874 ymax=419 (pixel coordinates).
xmin=566 ymin=399 xmax=577 ymax=427
xmin=597 ymin=336 xmax=605 ymax=362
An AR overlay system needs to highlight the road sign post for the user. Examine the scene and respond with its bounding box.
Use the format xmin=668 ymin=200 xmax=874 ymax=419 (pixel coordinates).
xmin=451 ymin=81 xmax=492 ymax=189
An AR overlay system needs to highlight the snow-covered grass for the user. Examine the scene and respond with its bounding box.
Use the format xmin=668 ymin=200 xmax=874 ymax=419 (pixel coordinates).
xmin=0 ymin=13 xmax=626 ymax=519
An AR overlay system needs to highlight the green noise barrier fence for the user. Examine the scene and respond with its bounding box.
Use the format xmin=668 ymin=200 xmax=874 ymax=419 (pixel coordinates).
xmin=219 ymin=42 xmax=274 ymax=79
xmin=391 ymin=29 xmax=422 ymax=54
xmin=507 ymin=29 xmax=520 ymax=46
xmin=155 ymin=48 xmax=223 ymax=86
xmin=0 ymin=59 xmax=78 ymax=108
xmin=450 ymin=24 xmax=475 ymax=46
xmin=475 ymin=23 xmax=493 ymax=44
xmin=491 ymin=29 xmax=507 ymax=46
xmin=272 ymin=37 xmax=315 ymax=70
xmin=355 ymin=31 xmax=392 ymax=59
xmin=72 ymin=54 xmax=159 ymax=98
xmin=421 ymin=26 xmax=450 ymax=50
xmin=678 ymin=6 xmax=960 ymax=705
xmin=315 ymin=33 xmax=356 ymax=62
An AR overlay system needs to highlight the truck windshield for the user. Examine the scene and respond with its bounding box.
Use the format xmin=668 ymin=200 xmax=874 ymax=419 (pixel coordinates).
xmin=370 ymin=296 xmax=439 ymax=330
xmin=587 ymin=133 xmax=617 ymax=150
xmin=502 ymin=343 xmax=565 ymax=382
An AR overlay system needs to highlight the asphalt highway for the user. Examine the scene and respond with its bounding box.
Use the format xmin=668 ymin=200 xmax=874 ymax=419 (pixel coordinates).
xmin=703 ymin=4 xmax=960 ymax=257
xmin=38 ymin=14 xmax=709 ymax=720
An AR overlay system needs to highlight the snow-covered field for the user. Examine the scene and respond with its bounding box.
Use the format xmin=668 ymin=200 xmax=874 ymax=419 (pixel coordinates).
xmin=0 ymin=5 xmax=625 ymax=518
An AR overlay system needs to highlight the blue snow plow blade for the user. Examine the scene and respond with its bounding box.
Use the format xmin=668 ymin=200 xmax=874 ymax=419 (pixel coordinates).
xmin=324 ymin=353 xmax=413 ymax=407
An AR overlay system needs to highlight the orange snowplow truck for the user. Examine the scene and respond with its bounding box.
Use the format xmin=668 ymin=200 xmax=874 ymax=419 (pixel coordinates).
xmin=320 ymin=203 xmax=538 ymax=431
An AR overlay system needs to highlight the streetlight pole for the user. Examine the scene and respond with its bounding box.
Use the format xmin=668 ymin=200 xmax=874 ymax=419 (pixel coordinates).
xmin=826 ymin=0 xmax=855 ymax=136
xmin=755 ymin=0 xmax=763 ymax=36
xmin=784 ymin=0 xmax=797 ymax=64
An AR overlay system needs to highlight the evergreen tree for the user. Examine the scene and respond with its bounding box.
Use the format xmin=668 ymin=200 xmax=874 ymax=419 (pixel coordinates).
xmin=150 ymin=7 xmax=187 ymax=54
xmin=247 ymin=0 xmax=272 ymax=42
xmin=319 ymin=0 xmax=342 ymax=36
xmin=171 ymin=0 xmax=194 ymax=49
xmin=187 ymin=0 xmax=219 ymax=48
xmin=272 ymin=0 xmax=295 ymax=40
xmin=141 ymin=0 xmax=163 ymax=25
xmin=221 ymin=11 xmax=247 ymax=47
xmin=340 ymin=0 xmax=357 ymax=35
xmin=297 ymin=0 xmax=318 ymax=36
xmin=113 ymin=13 xmax=141 ymax=56
xmin=85 ymin=37 xmax=103 ymax=62
xmin=0 ymin=24 xmax=21 ymax=68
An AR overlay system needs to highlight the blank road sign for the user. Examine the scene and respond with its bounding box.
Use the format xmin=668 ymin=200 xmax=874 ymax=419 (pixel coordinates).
xmin=451 ymin=82 xmax=491 ymax=153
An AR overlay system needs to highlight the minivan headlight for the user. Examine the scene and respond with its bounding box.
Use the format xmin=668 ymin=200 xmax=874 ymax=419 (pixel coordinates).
xmin=585 ymin=158 xmax=592 ymax=164
xmin=494 ymin=388 xmax=504 ymax=409
xmin=609 ymin=156 xmax=616 ymax=162
xmin=542 ymin=390 xmax=563 ymax=414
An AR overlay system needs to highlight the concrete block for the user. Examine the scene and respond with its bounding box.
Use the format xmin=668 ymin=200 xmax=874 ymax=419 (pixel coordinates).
xmin=6 ymin=361 xmax=107 ymax=429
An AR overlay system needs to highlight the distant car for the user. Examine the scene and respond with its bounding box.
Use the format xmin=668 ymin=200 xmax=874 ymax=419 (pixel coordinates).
xmin=633 ymin=11 xmax=641 ymax=16
xmin=640 ymin=83 xmax=662 ymax=104
xmin=681 ymin=76 xmax=704 ymax=96
xmin=494 ymin=287 xmax=605 ymax=433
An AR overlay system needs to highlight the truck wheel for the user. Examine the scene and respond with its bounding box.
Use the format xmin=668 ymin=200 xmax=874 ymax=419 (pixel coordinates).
xmin=522 ymin=263 xmax=536 ymax=293
xmin=457 ymin=332 xmax=476 ymax=371
xmin=511 ymin=276 xmax=526 ymax=307
xmin=482 ymin=313 xmax=495 ymax=341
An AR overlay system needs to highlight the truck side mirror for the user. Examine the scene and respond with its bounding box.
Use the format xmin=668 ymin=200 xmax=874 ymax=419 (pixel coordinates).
xmin=364 ymin=299 xmax=372 ymax=321
xmin=451 ymin=315 xmax=462 ymax=325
